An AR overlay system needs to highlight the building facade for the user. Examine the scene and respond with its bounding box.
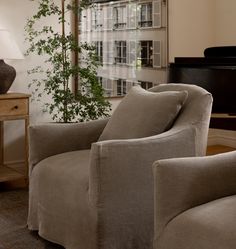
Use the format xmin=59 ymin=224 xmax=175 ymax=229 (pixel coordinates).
xmin=80 ymin=0 xmax=168 ymax=96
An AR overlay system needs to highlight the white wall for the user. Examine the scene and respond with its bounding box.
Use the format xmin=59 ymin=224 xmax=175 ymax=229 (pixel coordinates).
xmin=168 ymin=0 xmax=215 ymax=62
xmin=215 ymin=0 xmax=236 ymax=45
xmin=168 ymin=0 xmax=236 ymax=60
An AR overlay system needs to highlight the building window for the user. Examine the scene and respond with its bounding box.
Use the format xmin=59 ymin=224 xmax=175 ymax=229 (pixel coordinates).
xmin=91 ymin=7 xmax=103 ymax=30
xmin=98 ymin=77 xmax=113 ymax=96
xmin=139 ymin=41 xmax=153 ymax=67
xmin=98 ymin=77 xmax=102 ymax=84
xmin=139 ymin=3 xmax=152 ymax=28
xmin=115 ymin=41 xmax=127 ymax=64
xmin=139 ymin=81 xmax=154 ymax=89
xmin=114 ymin=6 xmax=127 ymax=29
xmin=95 ymin=41 xmax=103 ymax=64
xmin=79 ymin=1 xmax=168 ymax=97
xmin=117 ymin=79 xmax=126 ymax=96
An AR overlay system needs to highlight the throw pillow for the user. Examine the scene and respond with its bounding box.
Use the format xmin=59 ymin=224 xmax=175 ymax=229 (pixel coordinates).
xmin=98 ymin=86 xmax=188 ymax=141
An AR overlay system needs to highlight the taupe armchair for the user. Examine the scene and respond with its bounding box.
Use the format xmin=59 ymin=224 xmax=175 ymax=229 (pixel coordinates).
xmin=27 ymin=84 xmax=212 ymax=249
xmin=153 ymin=151 xmax=236 ymax=249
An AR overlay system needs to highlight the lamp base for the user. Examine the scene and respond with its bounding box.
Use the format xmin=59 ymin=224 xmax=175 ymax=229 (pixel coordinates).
xmin=0 ymin=60 xmax=16 ymax=94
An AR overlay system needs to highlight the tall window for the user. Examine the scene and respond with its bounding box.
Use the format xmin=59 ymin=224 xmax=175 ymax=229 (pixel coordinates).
xmin=114 ymin=6 xmax=127 ymax=29
xmin=95 ymin=41 xmax=103 ymax=63
xmin=139 ymin=81 xmax=154 ymax=89
xmin=117 ymin=79 xmax=126 ymax=96
xmin=91 ymin=7 xmax=103 ymax=30
xmin=115 ymin=41 xmax=127 ymax=64
xmin=138 ymin=41 xmax=153 ymax=67
xmin=139 ymin=3 xmax=152 ymax=27
xmin=98 ymin=77 xmax=113 ymax=97
xmin=79 ymin=0 xmax=168 ymax=97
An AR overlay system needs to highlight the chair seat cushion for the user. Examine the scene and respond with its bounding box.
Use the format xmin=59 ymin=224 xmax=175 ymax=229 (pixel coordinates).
xmin=158 ymin=195 xmax=236 ymax=249
xmin=28 ymin=149 xmax=97 ymax=249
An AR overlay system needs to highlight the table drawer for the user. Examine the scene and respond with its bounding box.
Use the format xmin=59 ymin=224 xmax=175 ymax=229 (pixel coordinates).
xmin=0 ymin=98 xmax=28 ymax=116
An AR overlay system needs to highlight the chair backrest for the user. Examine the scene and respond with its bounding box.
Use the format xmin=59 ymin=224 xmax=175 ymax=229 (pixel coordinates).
xmin=150 ymin=83 xmax=213 ymax=156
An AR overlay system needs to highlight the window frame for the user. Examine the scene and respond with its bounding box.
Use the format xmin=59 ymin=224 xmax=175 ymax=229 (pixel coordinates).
xmin=91 ymin=6 xmax=103 ymax=31
xmin=74 ymin=0 xmax=168 ymax=96
xmin=94 ymin=41 xmax=103 ymax=64
xmin=117 ymin=79 xmax=127 ymax=96
xmin=114 ymin=41 xmax=127 ymax=64
xmin=138 ymin=40 xmax=153 ymax=68
xmin=138 ymin=2 xmax=153 ymax=28
xmin=113 ymin=5 xmax=127 ymax=30
xmin=139 ymin=80 xmax=154 ymax=90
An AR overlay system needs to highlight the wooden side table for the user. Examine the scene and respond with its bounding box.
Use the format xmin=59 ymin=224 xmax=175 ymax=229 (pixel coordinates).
xmin=0 ymin=93 xmax=30 ymax=183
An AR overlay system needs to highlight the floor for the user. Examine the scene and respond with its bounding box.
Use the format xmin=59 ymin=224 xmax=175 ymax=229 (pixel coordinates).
xmin=206 ymin=144 xmax=236 ymax=155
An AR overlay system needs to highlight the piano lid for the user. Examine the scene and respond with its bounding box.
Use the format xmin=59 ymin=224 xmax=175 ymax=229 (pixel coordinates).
xmin=171 ymin=57 xmax=236 ymax=67
xmin=172 ymin=46 xmax=236 ymax=67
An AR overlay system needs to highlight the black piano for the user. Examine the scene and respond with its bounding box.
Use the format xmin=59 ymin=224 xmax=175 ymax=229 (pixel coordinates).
xmin=168 ymin=46 xmax=236 ymax=130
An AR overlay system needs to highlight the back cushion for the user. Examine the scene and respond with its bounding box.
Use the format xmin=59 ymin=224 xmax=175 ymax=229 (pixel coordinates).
xmin=99 ymin=86 xmax=188 ymax=141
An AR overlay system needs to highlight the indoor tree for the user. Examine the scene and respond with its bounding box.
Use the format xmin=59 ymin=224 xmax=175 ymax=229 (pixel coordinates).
xmin=25 ymin=0 xmax=111 ymax=122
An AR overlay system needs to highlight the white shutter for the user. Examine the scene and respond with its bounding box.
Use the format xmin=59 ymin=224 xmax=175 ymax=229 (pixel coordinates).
xmin=124 ymin=6 xmax=127 ymax=29
xmin=137 ymin=4 xmax=141 ymax=28
xmin=101 ymin=78 xmax=112 ymax=96
xmin=81 ymin=9 xmax=87 ymax=33
xmin=104 ymin=6 xmax=113 ymax=30
xmin=127 ymin=3 xmax=137 ymax=29
xmin=91 ymin=8 xmax=96 ymax=30
xmin=86 ymin=9 xmax=91 ymax=32
xmin=126 ymin=80 xmax=135 ymax=92
xmin=98 ymin=7 xmax=104 ymax=30
xmin=136 ymin=41 xmax=142 ymax=68
xmin=106 ymin=79 xmax=113 ymax=91
xmin=108 ymin=41 xmax=114 ymax=64
xmin=153 ymin=0 xmax=161 ymax=28
xmin=153 ymin=40 xmax=161 ymax=68
xmin=128 ymin=41 xmax=137 ymax=66
xmin=94 ymin=6 xmax=103 ymax=30
xmin=103 ymin=42 xmax=108 ymax=64
xmin=103 ymin=41 xmax=114 ymax=64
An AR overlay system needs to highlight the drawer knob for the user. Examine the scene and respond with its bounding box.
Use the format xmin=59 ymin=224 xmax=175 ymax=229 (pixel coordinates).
xmin=13 ymin=105 xmax=18 ymax=109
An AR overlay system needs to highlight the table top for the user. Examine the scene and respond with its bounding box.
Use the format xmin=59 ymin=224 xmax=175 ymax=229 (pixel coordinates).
xmin=0 ymin=93 xmax=31 ymax=100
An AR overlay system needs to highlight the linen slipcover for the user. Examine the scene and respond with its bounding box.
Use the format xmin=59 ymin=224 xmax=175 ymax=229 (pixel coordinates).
xmin=153 ymin=151 xmax=236 ymax=249
xmin=28 ymin=84 xmax=213 ymax=249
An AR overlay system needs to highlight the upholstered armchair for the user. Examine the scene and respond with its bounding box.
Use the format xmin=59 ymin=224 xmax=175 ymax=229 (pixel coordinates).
xmin=153 ymin=150 xmax=236 ymax=249
xmin=27 ymin=84 xmax=212 ymax=249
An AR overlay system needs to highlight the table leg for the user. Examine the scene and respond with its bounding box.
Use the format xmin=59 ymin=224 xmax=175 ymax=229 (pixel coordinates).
xmin=25 ymin=117 xmax=29 ymax=182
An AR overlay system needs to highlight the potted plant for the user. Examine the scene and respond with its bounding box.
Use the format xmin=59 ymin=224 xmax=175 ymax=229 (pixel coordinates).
xmin=25 ymin=0 xmax=111 ymax=122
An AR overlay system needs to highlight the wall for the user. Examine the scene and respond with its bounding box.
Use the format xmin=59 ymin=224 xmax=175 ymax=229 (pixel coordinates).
xmin=168 ymin=0 xmax=236 ymax=60
xmin=215 ymin=0 xmax=236 ymax=45
xmin=168 ymin=0 xmax=215 ymax=62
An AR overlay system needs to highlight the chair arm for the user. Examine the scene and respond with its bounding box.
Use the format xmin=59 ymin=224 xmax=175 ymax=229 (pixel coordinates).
xmin=153 ymin=151 xmax=236 ymax=241
xmin=88 ymin=125 xmax=197 ymax=247
xmin=29 ymin=118 xmax=108 ymax=174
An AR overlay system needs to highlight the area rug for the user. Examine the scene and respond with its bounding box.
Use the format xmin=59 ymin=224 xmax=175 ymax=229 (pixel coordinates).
xmin=0 ymin=189 xmax=64 ymax=249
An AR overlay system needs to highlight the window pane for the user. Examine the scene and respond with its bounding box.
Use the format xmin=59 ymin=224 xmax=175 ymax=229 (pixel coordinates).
xmin=79 ymin=0 xmax=168 ymax=97
xmin=139 ymin=3 xmax=152 ymax=27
